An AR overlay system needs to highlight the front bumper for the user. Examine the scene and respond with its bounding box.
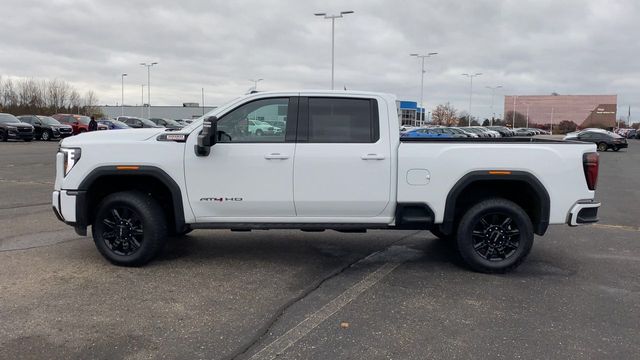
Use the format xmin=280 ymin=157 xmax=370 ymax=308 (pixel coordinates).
xmin=52 ymin=189 xmax=87 ymax=235
xmin=568 ymin=201 xmax=601 ymax=226
xmin=7 ymin=130 xmax=34 ymax=139
xmin=613 ymin=142 xmax=628 ymax=149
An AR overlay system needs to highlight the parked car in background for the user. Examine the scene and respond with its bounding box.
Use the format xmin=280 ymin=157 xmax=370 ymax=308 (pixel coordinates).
xmin=117 ymin=116 xmax=164 ymax=129
xmin=149 ymin=118 xmax=184 ymax=129
xmin=97 ymin=119 xmax=130 ymax=130
xmin=564 ymin=130 xmax=628 ymax=151
xmin=401 ymin=128 xmax=452 ymax=138
xmin=0 ymin=113 xmax=34 ymax=142
xmin=52 ymin=114 xmax=89 ymax=134
xmin=487 ymin=126 xmax=514 ymax=137
xmin=464 ymin=127 xmax=492 ymax=138
xmin=248 ymin=119 xmax=282 ymax=136
xmin=430 ymin=127 xmax=468 ymax=138
xmin=17 ymin=115 xmax=73 ymax=140
xmin=514 ymin=128 xmax=535 ymax=136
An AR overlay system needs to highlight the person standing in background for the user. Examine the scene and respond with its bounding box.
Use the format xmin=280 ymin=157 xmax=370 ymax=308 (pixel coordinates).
xmin=88 ymin=116 xmax=98 ymax=131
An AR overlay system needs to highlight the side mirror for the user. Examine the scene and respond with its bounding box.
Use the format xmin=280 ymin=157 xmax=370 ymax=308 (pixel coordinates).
xmin=195 ymin=116 xmax=218 ymax=157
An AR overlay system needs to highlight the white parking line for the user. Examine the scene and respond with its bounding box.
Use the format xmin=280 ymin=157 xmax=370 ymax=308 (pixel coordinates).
xmin=249 ymin=261 xmax=403 ymax=360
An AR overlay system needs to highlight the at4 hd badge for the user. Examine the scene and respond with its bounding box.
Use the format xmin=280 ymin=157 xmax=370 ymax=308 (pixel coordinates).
xmin=200 ymin=197 xmax=243 ymax=202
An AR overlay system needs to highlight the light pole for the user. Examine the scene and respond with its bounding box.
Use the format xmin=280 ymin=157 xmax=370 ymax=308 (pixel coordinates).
xmin=314 ymin=10 xmax=354 ymax=90
xmin=121 ymin=73 xmax=127 ymax=116
xmin=140 ymin=84 xmax=145 ymax=117
xmin=526 ymin=103 xmax=530 ymax=128
xmin=410 ymin=52 xmax=438 ymax=125
xmin=249 ymin=78 xmax=263 ymax=91
xmin=462 ymin=73 xmax=482 ymax=126
xmin=550 ymin=107 xmax=555 ymax=135
xmin=511 ymin=95 xmax=518 ymax=128
xmin=485 ymin=85 xmax=502 ymax=126
xmin=140 ymin=62 xmax=158 ymax=118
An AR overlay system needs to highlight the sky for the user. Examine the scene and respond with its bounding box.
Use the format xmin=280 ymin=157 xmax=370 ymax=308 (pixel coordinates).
xmin=0 ymin=0 xmax=638 ymax=121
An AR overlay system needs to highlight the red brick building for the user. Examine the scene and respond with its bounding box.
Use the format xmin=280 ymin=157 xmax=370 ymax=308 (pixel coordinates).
xmin=504 ymin=95 xmax=617 ymax=128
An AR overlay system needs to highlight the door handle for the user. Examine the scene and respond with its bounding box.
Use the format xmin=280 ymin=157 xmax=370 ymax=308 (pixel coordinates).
xmin=361 ymin=153 xmax=385 ymax=160
xmin=265 ymin=153 xmax=289 ymax=160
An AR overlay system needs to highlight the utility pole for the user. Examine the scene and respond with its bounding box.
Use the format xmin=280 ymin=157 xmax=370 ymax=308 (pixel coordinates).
xmin=410 ymin=52 xmax=438 ymax=126
xmin=511 ymin=95 xmax=517 ymax=128
xmin=486 ymin=85 xmax=502 ymax=126
xmin=526 ymin=104 xmax=530 ymax=128
xmin=140 ymin=62 xmax=158 ymax=118
xmin=202 ymin=88 xmax=205 ymax=116
xmin=140 ymin=84 xmax=145 ymax=117
xmin=550 ymin=107 xmax=554 ymax=135
xmin=314 ymin=11 xmax=354 ymax=90
xmin=462 ymin=73 xmax=482 ymax=126
xmin=121 ymin=73 xmax=127 ymax=116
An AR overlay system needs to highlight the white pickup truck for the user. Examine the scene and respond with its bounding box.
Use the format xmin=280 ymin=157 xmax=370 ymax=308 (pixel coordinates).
xmin=52 ymin=90 xmax=601 ymax=273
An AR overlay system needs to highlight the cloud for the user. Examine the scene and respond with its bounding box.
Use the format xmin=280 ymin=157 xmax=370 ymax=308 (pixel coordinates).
xmin=0 ymin=0 xmax=637 ymax=120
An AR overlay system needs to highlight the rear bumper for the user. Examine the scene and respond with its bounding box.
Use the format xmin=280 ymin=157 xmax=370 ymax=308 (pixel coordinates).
xmin=568 ymin=201 xmax=600 ymax=226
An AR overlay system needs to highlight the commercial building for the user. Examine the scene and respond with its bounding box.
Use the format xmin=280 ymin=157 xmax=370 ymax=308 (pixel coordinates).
xmin=504 ymin=95 xmax=617 ymax=128
xmin=396 ymin=100 xmax=426 ymax=127
xmin=100 ymin=104 xmax=217 ymax=120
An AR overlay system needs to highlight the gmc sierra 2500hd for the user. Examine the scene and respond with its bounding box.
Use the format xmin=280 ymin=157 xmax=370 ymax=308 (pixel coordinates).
xmin=52 ymin=91 xmax=601 ymax=273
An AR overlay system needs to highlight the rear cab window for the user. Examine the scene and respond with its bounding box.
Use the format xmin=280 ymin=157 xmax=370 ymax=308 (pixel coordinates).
xmin=299 ymin=97 xmax=379 ymax=143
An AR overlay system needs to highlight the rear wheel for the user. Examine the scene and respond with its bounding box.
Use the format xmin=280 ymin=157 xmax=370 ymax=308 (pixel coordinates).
xmin=456 ymin=198 xmax=534 ymax=273
xmin=597 ymin=142 xmax=607 ymax=152
xmin=92 ymin=191 xmax=167 ymax=266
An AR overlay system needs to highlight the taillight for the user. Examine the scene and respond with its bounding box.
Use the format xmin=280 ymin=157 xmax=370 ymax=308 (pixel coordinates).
xmin=583 ymin=152 xmax=599 ymax=190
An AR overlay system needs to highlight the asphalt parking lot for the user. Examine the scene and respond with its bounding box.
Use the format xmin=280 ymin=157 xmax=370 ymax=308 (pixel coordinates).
xmin=1 ymin=140 xmax=638 ymax=360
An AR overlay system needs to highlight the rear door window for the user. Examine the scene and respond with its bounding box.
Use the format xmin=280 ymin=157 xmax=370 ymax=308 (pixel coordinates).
xmin=306 ymin=98 xmax=379 ymax=143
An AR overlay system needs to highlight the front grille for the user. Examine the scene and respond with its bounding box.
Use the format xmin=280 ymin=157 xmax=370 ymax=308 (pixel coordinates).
xmin=18 ymin=128 xmax=32 ymax=133
xmin=59 ymin=128 xmax=72 ymax=133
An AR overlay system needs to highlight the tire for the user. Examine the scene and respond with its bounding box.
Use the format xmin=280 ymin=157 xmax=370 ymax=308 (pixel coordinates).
xmin=0 ymin=131 xmax=6 ymax=142
xmin=255 ymin=129 xmax=264 ymax=136
xmin=597 ymin=142 xmax=607 ymax=152
xmin=41 ymin=130 xmax=51 ymax=141
xmin=456 ymin=198 xmax=534 ymax=273
xmin=92 ymin=191 xmax=167 ymax=266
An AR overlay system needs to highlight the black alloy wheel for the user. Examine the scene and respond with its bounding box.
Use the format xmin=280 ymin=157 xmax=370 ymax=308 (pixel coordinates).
xmin=100 ymin=206 xmax=144 ymax=256
xmin=471 ymin=213 xmax=520 ymax=261
xmin=92 ymin=191 xmax=167 ymax=266
xmin=456 ymin=198 xmax=534 ymax=273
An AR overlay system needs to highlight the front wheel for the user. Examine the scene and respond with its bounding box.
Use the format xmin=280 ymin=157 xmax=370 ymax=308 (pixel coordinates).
xmin=255 ymin=129 xmax=264 ymax=136
xmin=92 ymin=191 xmax=167 ymax=266
xmin=597 ymin=142 xmax=607 ymax=152
xmin=41 ymin=130 xmax=51 ymax=141
xmin=456 ymin=198 xmax=534 ymax=273
xmin=0 ymin=131 xmax=6 ymax=142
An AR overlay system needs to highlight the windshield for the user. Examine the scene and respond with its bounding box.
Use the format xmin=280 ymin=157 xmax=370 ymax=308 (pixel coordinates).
xmin=111 ymin=120 xmax=129 ymax=128
xmin=138 ymin=118 xmax=160 ymax=127
xmin=0 ymin=114 xmax=21 ymax=124
xmin=164 ymin=119 xmax=182 ymax=127
xmin=37 ymin=116 xmax=61 ymax=125
xmin=75 ymin=116 xmax=91 ymax=125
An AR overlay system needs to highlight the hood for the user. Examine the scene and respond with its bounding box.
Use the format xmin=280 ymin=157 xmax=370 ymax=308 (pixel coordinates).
xmin=6 ymin=122 xmax=33 ymax=128
xmin=61 ymin=128 xmax=166 ymax=146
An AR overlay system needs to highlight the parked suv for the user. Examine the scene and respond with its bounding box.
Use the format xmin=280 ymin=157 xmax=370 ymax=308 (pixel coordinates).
xmin=52 ymin=114 xmax=92 ymax=134
xmin=18 ymin=115 xmax=73 ymax=140
xmin=117 ymin=116 xmax=163 ymax=128
xmin=149 ymin=118 xmax=184 ymax=129
xmin=0 ymin=113 xmax=34 ymax=141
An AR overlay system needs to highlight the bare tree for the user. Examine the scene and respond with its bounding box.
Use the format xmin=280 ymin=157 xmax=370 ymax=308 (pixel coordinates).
xmin=431 ymin=103 xmax=458 ymax=126
xmin=47 ymin=79 xmax=70 ymax=112
xmin=82 ymin=90 xmax=100 ymax=116
xmin=69 ymin=90 xmax=81 ymax=114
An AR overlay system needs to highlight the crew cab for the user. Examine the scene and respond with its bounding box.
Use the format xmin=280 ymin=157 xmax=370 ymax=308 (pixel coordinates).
xmin=52 ymin=91 xmax=601 ymax=273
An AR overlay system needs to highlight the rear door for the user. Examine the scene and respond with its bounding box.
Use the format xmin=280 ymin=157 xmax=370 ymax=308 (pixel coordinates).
xmin=293 ymin=96 xmax=391 ymax=217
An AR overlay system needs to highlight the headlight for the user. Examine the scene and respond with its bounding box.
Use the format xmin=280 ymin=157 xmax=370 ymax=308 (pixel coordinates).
xmin=60 ymin=148 xmax=81 ymax=176
xmin=7 ymin=126 xmax=17 ymax=131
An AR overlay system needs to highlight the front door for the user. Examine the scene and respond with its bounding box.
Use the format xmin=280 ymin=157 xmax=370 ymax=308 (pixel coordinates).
xmin=185 ymin=96 xmax=297 ymax=221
